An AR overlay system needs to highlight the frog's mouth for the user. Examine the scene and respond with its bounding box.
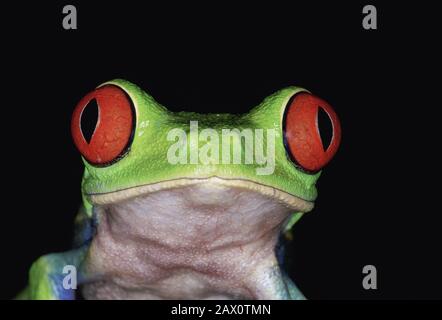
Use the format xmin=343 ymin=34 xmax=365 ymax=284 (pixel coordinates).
xmin=87 ymin=177 xmax=314 ymax=213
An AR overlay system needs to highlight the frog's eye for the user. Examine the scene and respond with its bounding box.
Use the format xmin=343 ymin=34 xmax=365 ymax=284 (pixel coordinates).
xmin=283 ymin=92 xmax=341 ymax=173
xmin=71 ymin=85 xmax=135 ymax=165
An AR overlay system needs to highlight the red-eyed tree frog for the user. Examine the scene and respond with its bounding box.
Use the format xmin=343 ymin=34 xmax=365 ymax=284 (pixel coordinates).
xmin=17 ymin=79 xmax=341 ymax=300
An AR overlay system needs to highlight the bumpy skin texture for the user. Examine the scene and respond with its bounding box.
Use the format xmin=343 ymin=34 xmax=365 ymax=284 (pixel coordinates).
xmin=18 ymin=79 xmax=336 ymax=300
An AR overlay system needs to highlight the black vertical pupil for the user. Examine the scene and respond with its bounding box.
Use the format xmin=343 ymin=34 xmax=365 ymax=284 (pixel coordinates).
xmin=80 ymin=99 xmax=99 ymax=144
xmin=317 ymin=107 xmax=333 ymax=151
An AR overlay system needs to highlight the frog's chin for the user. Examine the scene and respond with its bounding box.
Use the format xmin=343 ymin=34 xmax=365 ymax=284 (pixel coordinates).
xmin=82 ymin=177 xmax=312 ymax=299
xmin=87 ymin=176 xmax=314 ymax=213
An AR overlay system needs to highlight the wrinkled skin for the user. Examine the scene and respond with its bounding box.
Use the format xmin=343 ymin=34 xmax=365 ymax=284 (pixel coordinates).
xmin=18 ymin=79 xmax=339 ymax=300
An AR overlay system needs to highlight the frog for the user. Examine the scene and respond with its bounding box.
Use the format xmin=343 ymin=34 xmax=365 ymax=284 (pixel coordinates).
xmin=17 ymin=79 xmax=341 ymax=300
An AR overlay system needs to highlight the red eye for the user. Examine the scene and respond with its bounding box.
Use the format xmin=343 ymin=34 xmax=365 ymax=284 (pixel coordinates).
xmin=283 ymin=92 xmax=341 ymax=173
xmin=71 ymin=85 xmax=135 ymax=165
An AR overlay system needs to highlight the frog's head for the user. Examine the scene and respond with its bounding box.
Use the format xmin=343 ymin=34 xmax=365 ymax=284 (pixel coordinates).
xmin=71 ymin=79 xmax=340 ymax=243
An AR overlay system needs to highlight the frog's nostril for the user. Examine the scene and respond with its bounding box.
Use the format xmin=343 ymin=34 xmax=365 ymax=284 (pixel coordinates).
xmin=80 ymin=98 xmax=99 ymax=144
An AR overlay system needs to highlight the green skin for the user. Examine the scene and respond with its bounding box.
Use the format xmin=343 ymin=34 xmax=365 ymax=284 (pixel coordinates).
xmin=18 ymin=79 xmax=326 ymax=300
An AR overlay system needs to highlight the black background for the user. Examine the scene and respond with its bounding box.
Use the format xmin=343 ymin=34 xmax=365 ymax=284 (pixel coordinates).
xmin=1 ymin=1 xmax=440 ymax=300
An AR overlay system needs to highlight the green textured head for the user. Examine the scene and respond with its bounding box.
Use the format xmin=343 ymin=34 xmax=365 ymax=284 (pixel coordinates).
xmin=71 ymin=79 xmax=341 ymax=227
